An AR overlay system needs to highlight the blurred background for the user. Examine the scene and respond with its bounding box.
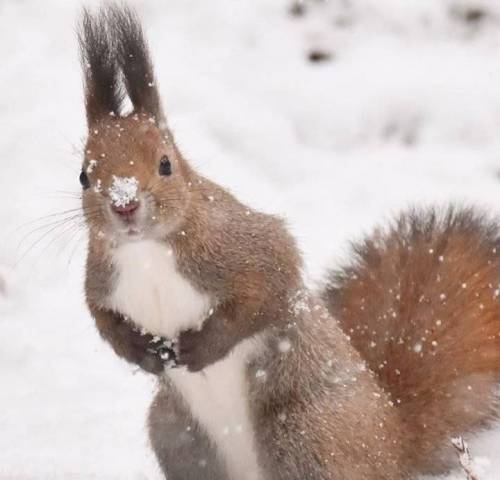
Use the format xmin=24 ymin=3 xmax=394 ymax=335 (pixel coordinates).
xmin=0 ymin=0 xmax=499 ymax=478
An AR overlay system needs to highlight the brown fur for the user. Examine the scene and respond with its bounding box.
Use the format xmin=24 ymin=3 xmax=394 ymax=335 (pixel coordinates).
xmin=323 ymin=207 xmax=500 ymax=475
xmin=247 ymin=296 xmax=407 ymax=479
xmin=83 ymin=112 xmax=302 ymax=371
xmin=78 ymin=5 xmax=500 ymax=480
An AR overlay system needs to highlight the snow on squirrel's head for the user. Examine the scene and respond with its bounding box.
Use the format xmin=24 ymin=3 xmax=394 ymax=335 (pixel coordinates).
xmin=78 ymin=4 xmax=191 ymax=243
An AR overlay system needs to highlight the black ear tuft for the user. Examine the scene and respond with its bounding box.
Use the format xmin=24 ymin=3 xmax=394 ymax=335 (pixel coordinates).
xmin=78 ymin=7 xmax=123 ymax=125
xmin=107 ymin=4 xmax=165 ymax=124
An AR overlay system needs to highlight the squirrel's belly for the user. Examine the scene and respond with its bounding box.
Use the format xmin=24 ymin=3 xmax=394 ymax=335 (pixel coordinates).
xmin=108 ymin=239 xmax=211 ymax=339
xmin=167 ymin=337 xmax=263 ymax=480
xmin=108 ymin=240 xmax=262 ymax=479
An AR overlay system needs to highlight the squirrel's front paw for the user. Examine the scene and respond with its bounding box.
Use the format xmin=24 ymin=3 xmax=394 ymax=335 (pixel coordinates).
xmin=117 ymin=322 xmax=166 ymax=374
xmin=176 ymin=327 xmax=229 ymax=372
xmin=147 ymin=335 xmax=178 ymax=369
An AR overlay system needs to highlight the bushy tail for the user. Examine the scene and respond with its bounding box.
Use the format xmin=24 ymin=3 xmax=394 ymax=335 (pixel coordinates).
xmin=323 ymin=206 xmax=500 ymax=475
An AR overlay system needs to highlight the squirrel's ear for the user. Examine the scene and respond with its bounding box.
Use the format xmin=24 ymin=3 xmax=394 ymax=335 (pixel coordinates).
xmin=108 ymin=4 xmax=166 ymax=128
xmin=78 ymin=7 xmax=123 ymax=126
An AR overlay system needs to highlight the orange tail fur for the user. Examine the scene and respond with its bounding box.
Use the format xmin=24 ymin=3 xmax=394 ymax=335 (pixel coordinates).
xmin=323 ymin=207 xmax=500 ymax=475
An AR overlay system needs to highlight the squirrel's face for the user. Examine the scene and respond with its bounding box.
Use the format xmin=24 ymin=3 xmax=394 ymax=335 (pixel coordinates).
xmin=81 ymin=114 xmax=190 ymax=243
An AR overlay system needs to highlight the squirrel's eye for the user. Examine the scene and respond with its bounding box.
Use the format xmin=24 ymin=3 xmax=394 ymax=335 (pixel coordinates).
xmin=79 ymin=170 xmax=90 ymax=190
xmin=159 ymin=155 xmax=172 ymax=176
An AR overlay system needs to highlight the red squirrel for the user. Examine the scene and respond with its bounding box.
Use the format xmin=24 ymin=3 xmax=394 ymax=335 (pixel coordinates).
xmin=78 ymin=5 xmax=500 ymax=479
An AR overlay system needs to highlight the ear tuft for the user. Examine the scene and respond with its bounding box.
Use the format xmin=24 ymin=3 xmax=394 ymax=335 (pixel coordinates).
xmin=78 ymin=7 xmax=124 ymax=125
xmin=107 ymin=4 xmax=165 ymax=124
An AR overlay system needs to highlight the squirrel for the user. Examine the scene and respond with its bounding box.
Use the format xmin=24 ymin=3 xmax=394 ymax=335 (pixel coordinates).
xmin=78 ymin=5 xmax=500 ymax=480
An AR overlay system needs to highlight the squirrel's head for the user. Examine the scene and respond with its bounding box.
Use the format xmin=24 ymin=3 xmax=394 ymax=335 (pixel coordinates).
xmin=78 ymin=4 xmax=191 ymax=243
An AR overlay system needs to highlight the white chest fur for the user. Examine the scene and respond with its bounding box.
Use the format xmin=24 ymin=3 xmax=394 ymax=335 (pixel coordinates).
xmin=169 ymin=339 xmax=263 ymax=480
xmin=109 ymin=240 xmax=262 ymax=480
xmin=109 ymin=240 xmax=210 ymax=338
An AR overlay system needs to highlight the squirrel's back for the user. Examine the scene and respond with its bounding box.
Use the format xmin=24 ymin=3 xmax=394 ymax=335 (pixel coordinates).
xmin=323 ymin=206 xmax=500 ymax=475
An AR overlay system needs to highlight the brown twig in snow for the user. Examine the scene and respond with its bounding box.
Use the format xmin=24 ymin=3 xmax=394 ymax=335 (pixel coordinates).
xmin=0 ymin=268 xmax=6 ymax=296
xmin=289 ymin=0 xmax=306 ymax=17
xmin=451 ymin=437 xmax=480 ymax=480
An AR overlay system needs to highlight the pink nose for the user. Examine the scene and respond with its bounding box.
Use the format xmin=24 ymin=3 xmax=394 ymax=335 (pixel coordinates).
xmin=112 ymin=201 xmax=139 ymax=217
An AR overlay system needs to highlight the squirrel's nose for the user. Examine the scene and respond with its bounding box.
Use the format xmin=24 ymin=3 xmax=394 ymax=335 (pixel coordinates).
xmin=111 ymin=200 xmax=140 ymax=217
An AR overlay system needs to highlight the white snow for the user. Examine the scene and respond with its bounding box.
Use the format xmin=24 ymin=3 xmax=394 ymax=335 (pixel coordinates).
xmin=109 ymin=176 xmax=139 ymax=207
xmin=1 ymin=0 xmax=500 ymax=478
xmin=86 ymin=159 xmax=98 ymax=174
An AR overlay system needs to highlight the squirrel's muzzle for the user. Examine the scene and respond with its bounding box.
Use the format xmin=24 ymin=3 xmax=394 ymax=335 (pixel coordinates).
xmin=111 ymin=200 xmax=140 ymax=220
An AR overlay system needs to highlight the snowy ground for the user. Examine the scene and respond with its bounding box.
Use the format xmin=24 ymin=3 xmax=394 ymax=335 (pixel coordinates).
xmin=1 ymin=0 xmax=500 ymax=478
